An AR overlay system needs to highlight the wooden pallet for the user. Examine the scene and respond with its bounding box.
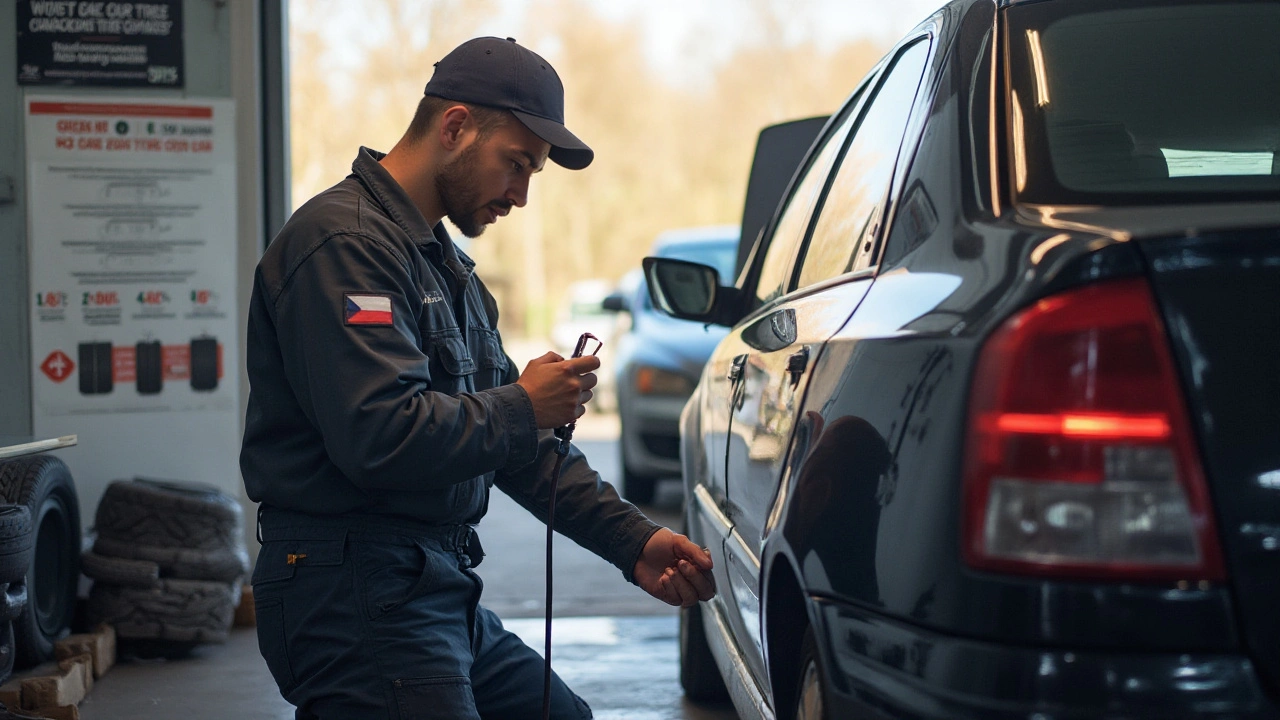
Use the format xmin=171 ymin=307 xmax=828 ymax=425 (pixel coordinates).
xmin=0 ymin=624 xmax=116 ymax=720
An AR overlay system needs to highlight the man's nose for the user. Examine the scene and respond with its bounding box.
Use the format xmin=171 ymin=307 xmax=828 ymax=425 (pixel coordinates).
xmin=507 ymin=175 xmax=530 ymax=208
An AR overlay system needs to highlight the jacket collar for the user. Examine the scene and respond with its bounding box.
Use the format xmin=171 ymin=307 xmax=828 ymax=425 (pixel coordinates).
xmin=350 ymin=146 xmax=443 ymax=251
xmin=350 ymin=147 xmax=478 ymax=287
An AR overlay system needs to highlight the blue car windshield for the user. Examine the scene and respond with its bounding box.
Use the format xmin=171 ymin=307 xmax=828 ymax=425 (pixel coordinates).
xmin=1005 ymin=1 xmax=1280 ymax=205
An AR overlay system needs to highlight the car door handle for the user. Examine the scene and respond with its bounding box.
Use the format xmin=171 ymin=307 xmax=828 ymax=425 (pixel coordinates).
xmin=728 ymin=353 xmax=748 ymax=382
xmin=786 ymin=346 xmax=810 ymax=386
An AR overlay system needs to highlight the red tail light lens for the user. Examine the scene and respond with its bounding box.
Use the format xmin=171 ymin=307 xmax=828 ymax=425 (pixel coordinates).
xmin=963 ymin=278 xmax=1224 ymax=582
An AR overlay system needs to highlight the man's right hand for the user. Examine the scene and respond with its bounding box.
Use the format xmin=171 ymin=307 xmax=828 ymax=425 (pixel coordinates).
xmin=516 ymin=352 xmax=600 ymax=429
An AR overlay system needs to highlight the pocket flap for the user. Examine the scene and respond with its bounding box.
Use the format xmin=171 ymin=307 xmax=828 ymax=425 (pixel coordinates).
xmin=474 ymin=328 xmax=509 ymax=371
xmin=293 ymin=539 xmax=346 ymax=565
xmin=429 ymin=329 xmax=477 ymax=375
xmin=253 ymin=538 xmax=346 ymax=584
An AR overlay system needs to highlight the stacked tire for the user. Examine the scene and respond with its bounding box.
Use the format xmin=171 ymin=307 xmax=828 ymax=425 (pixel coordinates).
xmin=83 ymin=479 xmax=248 ymax=657
xmin=0 ymin=456 xmax=80 ymax=672
xmin=0 ymin=507 xmax=34 ymax=680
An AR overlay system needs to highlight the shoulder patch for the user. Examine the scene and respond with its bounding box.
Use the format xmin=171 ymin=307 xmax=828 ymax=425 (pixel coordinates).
xmin=344 ymin=293 xmax=394 ymax=326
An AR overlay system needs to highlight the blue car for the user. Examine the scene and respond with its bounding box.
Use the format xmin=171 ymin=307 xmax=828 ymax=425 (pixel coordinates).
xmin=605 ymin=227 xmax=739 ymax=504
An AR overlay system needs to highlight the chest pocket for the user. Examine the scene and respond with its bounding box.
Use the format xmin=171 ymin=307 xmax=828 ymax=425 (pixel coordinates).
xmin=469 ymin=327 xmax=508 ymax=390
xmin=426 ymin=328 xmax=476 ymax=393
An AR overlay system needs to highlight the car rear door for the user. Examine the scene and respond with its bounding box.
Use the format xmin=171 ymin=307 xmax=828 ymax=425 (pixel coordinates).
xmin=720 ymin=37 xmax=934 ymax=690
xmin=699 ymin=84 xmax=870 ymax=688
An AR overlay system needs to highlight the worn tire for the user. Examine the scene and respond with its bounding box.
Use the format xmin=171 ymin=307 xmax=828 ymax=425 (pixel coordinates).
xmin=619 ymin=441 xmax=657 ymax=504
xmin=0 ymin=456 xmax=81 ymax=669
xmin=0 ymin=621 xmax=14 ymax=685
xmin=93 ymin=536 xmax=247 ymax=584
xmin=0 ymin=507 xmax=34 ymax=585
xmin=680 ymin=602 xmax=730 ymax=703
xmin=793 ymin=626 xmax=828 ymax=720
xmin=80 ymin=551 xmax=160 ymax=589
xmin=87 ymin=578 xmax=237 ymax=645
xmin=622 ymin=464 xmax=657 ymax=505
xmin=94 ymin=478 xmax=242 ymax=552
xmin=0 ymin=583 xmax=28 ymax=624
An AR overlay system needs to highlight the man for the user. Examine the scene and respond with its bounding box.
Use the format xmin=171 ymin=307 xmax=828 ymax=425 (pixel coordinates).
xmin=240 ymin=37 xmax=715 ymax=719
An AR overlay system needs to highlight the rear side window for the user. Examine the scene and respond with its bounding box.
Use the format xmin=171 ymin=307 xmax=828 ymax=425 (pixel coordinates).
xmin=753 ymin=96 xmax=864 ymax=307
xmin=1006 ymin=1 xmax=1280 ymax=204
xmin=796 ymin=39 xmax=930 ymax=289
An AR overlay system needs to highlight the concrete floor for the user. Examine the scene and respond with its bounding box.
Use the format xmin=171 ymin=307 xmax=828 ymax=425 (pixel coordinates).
xmin=76 ymin=617 xmax=738 ymax=720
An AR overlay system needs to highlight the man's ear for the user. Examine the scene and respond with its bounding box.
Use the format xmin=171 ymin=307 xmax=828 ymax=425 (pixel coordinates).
xmin=438 ymin=105 xmax=473 ymax=152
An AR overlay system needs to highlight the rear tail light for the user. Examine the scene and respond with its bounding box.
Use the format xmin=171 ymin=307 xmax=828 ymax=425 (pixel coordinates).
xmin=962 ymin=278 xmax=1224 ymax=582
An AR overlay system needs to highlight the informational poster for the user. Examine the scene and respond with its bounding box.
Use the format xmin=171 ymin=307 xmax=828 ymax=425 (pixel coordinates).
xmin=25 ymin=96 xmax=237 ymax=416
xmin=16 ymin=1 xmax=183 ymax=87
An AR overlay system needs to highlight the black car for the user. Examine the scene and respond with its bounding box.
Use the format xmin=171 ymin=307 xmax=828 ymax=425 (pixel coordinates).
xmin=645 ymin=1 xmax=1280 ymax=718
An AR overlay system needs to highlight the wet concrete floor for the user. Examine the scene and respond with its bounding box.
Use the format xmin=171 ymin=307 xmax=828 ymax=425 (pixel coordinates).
xmin=76 ymin=618 xmax=738 ymax=719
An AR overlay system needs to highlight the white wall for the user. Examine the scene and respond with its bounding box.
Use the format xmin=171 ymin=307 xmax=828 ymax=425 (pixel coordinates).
xmin=1 ymin=0 xmax=268 ymax=548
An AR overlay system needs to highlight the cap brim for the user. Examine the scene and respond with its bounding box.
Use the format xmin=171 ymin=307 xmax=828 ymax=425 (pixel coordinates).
xmin=511 ymin=109 xmax=594 ymax=170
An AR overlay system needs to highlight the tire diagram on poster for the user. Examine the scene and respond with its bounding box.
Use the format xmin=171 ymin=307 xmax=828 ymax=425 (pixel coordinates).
xmin=25 ymin=96 xmax=237 ymax=416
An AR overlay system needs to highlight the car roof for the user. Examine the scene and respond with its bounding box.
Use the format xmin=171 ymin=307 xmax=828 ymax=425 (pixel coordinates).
xmin=651 ymin=224 xmax=739 ymax=251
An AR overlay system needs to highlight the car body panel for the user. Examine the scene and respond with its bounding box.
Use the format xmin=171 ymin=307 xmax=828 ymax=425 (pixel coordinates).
xmin=1137 ymin=228 xmax=1280 ymax=699
xmin=815 ymin=597 xmax=1271 ymax=719
xmin=721 ymin=277 xmax=873 ymax=689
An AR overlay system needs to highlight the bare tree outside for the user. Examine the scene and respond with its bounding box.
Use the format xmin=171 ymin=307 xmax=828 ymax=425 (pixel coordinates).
xmin=289 ymin=0 xmax=887 ymax=338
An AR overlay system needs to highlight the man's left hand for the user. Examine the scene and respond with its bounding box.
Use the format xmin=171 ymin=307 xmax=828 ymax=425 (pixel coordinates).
xmin=634 ymin=528 xmax=716 ymax=607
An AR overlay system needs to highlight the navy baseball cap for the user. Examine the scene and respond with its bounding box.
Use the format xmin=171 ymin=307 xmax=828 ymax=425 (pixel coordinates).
xmin=424 ymin=36 xmax=594 ymax=170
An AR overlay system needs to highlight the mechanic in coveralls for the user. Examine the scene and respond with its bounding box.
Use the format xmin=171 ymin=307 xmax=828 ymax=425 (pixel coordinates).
xmin=240 ymin=36 xmax=716 ymax=719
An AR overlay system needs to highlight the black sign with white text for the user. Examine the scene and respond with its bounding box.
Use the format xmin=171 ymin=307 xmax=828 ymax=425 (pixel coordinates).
xmin=16 ymin=1 xmax=183 ymax=87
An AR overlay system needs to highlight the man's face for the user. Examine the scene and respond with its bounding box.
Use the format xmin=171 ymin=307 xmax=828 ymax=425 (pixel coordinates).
xmin=436 ymin=116 xmax=551 ymax=238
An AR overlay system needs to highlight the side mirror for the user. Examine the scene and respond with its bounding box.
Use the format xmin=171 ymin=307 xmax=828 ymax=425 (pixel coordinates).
xmin=642 ymin=257 xmax=740 ymax=326
xmin=601 ymin=293 xmax=628 ymax=312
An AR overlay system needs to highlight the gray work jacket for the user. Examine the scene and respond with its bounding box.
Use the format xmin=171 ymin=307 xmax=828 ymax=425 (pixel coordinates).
xmin=240 ymin=147 xmax=659 ymax=581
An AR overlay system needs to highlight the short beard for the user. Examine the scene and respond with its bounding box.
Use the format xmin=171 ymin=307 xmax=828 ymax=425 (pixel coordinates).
xmin=436 ymin=142 xmax=506 ymax=238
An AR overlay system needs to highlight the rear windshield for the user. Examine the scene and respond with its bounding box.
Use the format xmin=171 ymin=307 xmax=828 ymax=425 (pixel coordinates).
xmin=1005 ymin=1 xmax=1280 ymax=205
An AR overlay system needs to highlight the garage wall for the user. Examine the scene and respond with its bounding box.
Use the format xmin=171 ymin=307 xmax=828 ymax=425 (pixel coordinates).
xmin=0 ymin=0 xmax=279 ymax=550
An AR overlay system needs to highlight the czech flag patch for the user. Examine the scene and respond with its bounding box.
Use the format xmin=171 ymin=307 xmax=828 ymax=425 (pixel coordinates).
xmin=344 ymin=293 xmax=394 ymax=326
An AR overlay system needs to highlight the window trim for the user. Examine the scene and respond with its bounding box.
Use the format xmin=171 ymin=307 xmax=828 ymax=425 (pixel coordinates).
xmin=785 ymin=32 xmax=939 ymax=295
xmin=741 ymin=76 xmax=880 ymax=311
xmin=736 ymin=23 xmax=945 ymax=327
xmin=872 ymin=23 xmax=945 ymax=269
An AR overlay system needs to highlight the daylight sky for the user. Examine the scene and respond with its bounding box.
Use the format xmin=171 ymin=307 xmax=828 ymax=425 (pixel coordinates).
xmin=501 ymin=0 xmax=949 ymax=82
xmin=592 ymin=0 xmax=950 ymax=64
xmin=305 ymin=0 xmax=951 ymax=86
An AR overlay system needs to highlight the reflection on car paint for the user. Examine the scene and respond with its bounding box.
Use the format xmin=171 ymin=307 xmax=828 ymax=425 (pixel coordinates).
xmin=822 ymin=602 xmax=1266 ymax=714
xmin=836 ymin=270 xmax=963 ymax=339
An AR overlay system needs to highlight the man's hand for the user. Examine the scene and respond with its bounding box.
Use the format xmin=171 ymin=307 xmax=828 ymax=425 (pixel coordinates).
xmin=516 ymin=352 xmax=600 ymax=429
xmin=634 ymin=528 xmax=716 ymax=607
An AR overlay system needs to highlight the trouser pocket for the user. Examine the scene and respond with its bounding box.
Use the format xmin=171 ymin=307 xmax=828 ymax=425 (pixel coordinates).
xmin=357 ymin=538 xmax=441 ymax=621
xmin=253 ymin=596 xmax=295 ymax=691
xmin=393 ymin=675 xmax=478 ymax=719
